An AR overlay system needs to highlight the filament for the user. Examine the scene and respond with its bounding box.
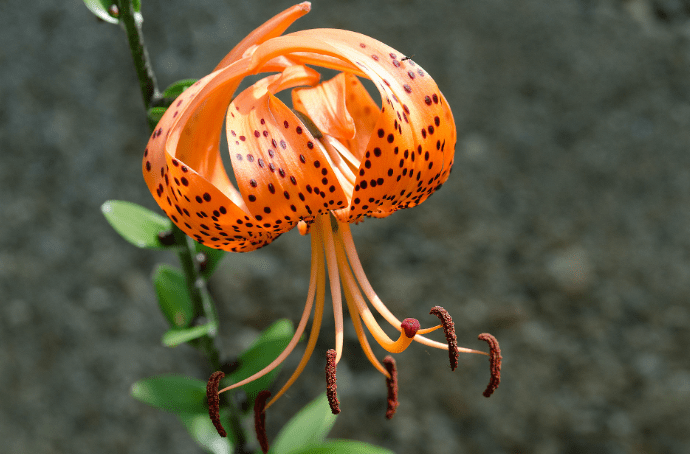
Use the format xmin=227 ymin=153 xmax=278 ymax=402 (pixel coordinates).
xmin=321 ymin=215 xmax=344 ymax=363
xmin=218 ymin=224 xmax=322 ymax=394
xmin=264 ymin=223 xmax=327 ymax=410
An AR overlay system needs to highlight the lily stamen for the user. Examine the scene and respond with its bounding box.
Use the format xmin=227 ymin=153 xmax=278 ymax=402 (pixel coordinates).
xmin=429 ymin=306 xmax=460 ymax=371
xmin=254 ymin=390 xmax=271 ymax=454
xmin=383 ymin=356 xmax=398 ymax=419
xmin=206 ymin=371 xmax=227 ymax=438
xmin=217 ymin=228 xmax=324 ymax=397
xmin=478 ymin=333 xmax=502 ymax=398
xmin=325 ymin=349 xmax=341 ymax=414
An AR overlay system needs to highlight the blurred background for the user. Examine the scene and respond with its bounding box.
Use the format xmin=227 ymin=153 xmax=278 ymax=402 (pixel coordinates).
xmin=2 ymin=0 xmax=690 ymax=452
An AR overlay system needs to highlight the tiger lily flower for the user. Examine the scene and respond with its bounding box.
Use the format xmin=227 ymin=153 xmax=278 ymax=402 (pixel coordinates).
xmin=143 ymin=1 xmax=500 ymax=437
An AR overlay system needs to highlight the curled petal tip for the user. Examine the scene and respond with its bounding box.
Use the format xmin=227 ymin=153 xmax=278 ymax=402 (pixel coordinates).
xmin=400 ymin=318 xmax=420 ymax=338
xmin=298 ymin=1 xmax=311 ymax=11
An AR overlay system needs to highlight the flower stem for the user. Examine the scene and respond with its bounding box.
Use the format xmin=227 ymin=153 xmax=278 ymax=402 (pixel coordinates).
xmin=172 ymin=226 xmax=221 ymax=369
xmin=116 ymin=3 xmax=249 ymax=452
xmin=116 ymin=0 xmax=162 ymax=109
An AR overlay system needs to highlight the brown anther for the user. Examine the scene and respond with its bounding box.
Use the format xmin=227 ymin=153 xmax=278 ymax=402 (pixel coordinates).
xmin=400 ymin=318 xmax=420 ymax=338
xmin=383 ymin=355 xmax=399 ymax=419
xmin=206 ymin=371 xmax=227 ymax=437
xmin=429 ymin=306 xmax=459 ymax=371
xmin=254 ymin=390 xmax=271 ymax=454
xmin=325 ymin=349 xmax=341 ymax=414
xmin=477 ymin=333 xmax=502 ymax=397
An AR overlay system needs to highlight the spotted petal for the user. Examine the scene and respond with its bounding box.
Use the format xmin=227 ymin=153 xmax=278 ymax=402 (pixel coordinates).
xmin=249 ymin=29 xmax=456 ymax=222
xmin=226 ymin=67 xmax=348 ymax=233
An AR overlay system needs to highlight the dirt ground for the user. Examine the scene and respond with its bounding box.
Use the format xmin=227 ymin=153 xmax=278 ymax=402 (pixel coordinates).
xmin=1 ymin=0 xmax=689 ymax=453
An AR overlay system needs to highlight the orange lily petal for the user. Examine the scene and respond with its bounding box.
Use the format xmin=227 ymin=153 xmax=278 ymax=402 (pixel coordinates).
xmin=213 ymin=2 xmax=312 ymax=71
xmin=143 ymin=58 xmax=278 ymax=251
xmin=226 ymin=68 xmax=348 ymax=232
xmin=293 ymin=72 xmax=379 ymax=163
xmin=292 ymin=72 xmax=356 ymax=142
xmin=248 ymin=29 xmax=456 ymax=222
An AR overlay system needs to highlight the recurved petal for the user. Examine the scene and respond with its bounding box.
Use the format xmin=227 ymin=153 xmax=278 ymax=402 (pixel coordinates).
xmin=292 ymin=72 xmax=379 ymax=163
xmin=296 ymin=30 xmax=455 ymax=222
xmin=226 ymin=70 xmax=348 ymax=233
xmin=248 ymin=29 xmax=456 ymax=223
xmin=213 ymin=2 xmax=312 ymax=71
xmin=143 ymin=57 xmax=280 ymax=252
xmin=292 ymin=73 xmax=356 ymax=142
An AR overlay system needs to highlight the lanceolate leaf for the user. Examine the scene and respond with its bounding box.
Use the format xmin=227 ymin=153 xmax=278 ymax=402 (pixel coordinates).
xmin=83 ymin=0 xmax=119 ymax=24
xmin=163 ymin=79 xmax=199 ymax=99
xmin=285 ymin=441 xmax=395 ymax=454
xmin=153 ymin=264 xmax=194 ymax=328
xmin=162 ymin=324 xmax=215 ymax=347
xmin=131 ymin=374 xmax=207 ymax=413
xmin=101 ymin=200 xmax=172 ymax=249
xmin=271 ymin=393 xmax=337 ymax=454
xmin=227 ymin=319 xmax=293 ymax=402
xmin=178 ymin=409 xmax=234 ymax=454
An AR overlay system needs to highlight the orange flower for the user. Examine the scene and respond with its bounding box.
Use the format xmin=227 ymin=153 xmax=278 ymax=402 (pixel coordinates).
xmin=144 ymin=2 xmax=498 ymax=420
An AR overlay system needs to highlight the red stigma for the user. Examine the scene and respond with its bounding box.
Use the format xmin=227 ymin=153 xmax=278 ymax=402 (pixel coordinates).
xmin=400 ymin=318 xmax=420 ymax=338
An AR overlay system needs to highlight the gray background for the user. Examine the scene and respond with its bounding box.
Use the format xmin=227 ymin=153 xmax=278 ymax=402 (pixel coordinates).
xmin=2 ymin=0 xmax=689 ymax=453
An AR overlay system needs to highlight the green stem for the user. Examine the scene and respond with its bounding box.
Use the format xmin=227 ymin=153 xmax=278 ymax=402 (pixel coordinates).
xmin=117 ymin=3 xmax=249 ymax=452
xmin=117 ymin=0 xmax=161 ymax=109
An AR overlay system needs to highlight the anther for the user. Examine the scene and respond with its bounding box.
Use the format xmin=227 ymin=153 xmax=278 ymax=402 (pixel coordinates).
xmin=383 ymin=356 xmax=398 ymax=419
xmin=206 ymin=371 xmax=227 ymax=437
xmin=254 ymin=390 xmax=271 ymax=454
xmin=325 ymin=349 xmax=341 ymax=414
xmin=157 ymin=230 xmax=176 ymax=246
xmin=429 ymin=306 xmax=459 ymax=371
xmin=477 ymin=333 xmax=502 ymax=397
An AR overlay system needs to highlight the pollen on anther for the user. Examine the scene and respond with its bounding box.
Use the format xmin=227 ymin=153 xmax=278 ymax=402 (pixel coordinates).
xmin=325 ymin=349 xmax=341 ymax=414
xmin=254 ymin=390 xmax=271 ymax=454
xmin=383 ymin=356 xmax=399 ymax=419
xmin=206 ymin=371 xmax=227 ymax=437
xmin=478 ymin=333 xmax=502 ymax=398
xmin=430 ymin=306 xmax=459 ymax=371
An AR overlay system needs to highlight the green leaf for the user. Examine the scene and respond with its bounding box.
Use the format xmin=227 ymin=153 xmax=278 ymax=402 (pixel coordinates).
xmin=153 ymin=265 xmax=194 ymax=328
xmin=163 ymin=79 xmax=198 ymax=99
xmin=285 ymin=441 xmax=394 ymax=454
xmin=162 ymin=324 xmax=215 ymax=347
xmin=195 ymin=241 xmax=226 ymax=279
xmin=132 ymin=375 xmax=207 ymax=413
xmin=271 ymin=393 xmax=337 ymax=454
xmin=227 ymin=319 xmax=294 ymax=403
xmin=147 ymin=106 xmax=167 ymax=130
xmin=101 ymin=200 xmax=172 ymax=249
xmin=83 ymin=0 xmax=119 ymax=24
xmin=179 ymin=410 xmax=234 ymax=454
